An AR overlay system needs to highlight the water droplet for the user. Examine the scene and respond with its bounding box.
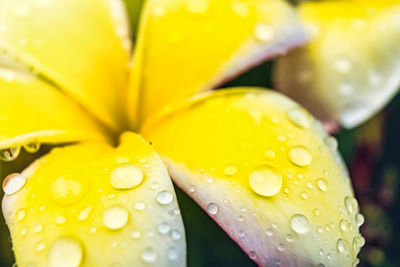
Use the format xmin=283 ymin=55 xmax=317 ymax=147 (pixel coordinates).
xmin=254 ymin=23 xmax=274 ymax=42
xmin=286 ymin=234 xmax=294 ymax=243
xmin=16 ymin=209 xmax=26 ymax=222
xmin=131 ymin=230 xmax=141 ymax=239
xmin=20 ymin=226 xmax=28 ymax=237
xmin=249 ymin=251 xmax=257 ymax=260
xmin=313 ymin=209 xmax=320 ymax=216
xmin=340 ymin=219 xmax=348 ymax=231
xmin=150 ymin=182 xmax=159 ymax=190
xmin=288 ymin=146 xmax=312 ymax=167
xmin=48 ymin=237 xmax=83 ymax=267
xmin=291 ymin=214 xmax=310 ymax=234
xmin=324 ymin=137 xmax=338 ymax=151
xmin=277 ymin=135 xmax=287 ymax=142
xmin=34 ymin=224 xmax=44 ymax=233
xmin=141 ymin=247 xmax=157 ymax=263
xmin=156 ymin=190 xmax=174 ymax=205
xmin=317 ymin=226 xmax=323 ymax=234
xmin=300 ymin=192 xmax=309 ymax=200
xmin=207 ymin=177 xmax=214 ymax=184
xmin=316 ymin=179 xmax=328 ymax=192
xmin=355 ymin=213 xmax=365 ymax=227
xmin=224 ymin=165 xmax=238 ymax=176
xmin=24 ymin=142 xmax=41 ymax=153
xmin=277 ymin=243 xmax=285 ymax=251
xmin=306 ymin=181 xmax=313 ymax=189
xmin=207 ymin=203 xmax=218 ymax=215
xmin=110 ymin=165 xmax=143 ymax=190
xmin=249 ymin=166 xmax=283 ymax=197
xmin=188 ymin=185 xmax=196 ymax=193
xmin=103 ymin=206 xmax=129 ymax=230
xmin=55 ymin=216 xmax=66 ymax=225
xmin=3 ymin=173 xmax=26 ymax=195
xmin=171 ymin=229 xmax=182 ymax=240
xmin=337 ymin=239 xmax=345 ymax=253
xmin=345 ymin=196 xmax=355 ymax=214
xmin=168 ymin=247 xmax=179 ymax=261
xmin=264 ymin=150 xmax=276 ymax=160
xmin=287 ymin=108 xmax=310 ymax=129
xmin=49 ymin=176 xmax=85 ymax=206
xmin=36 ymin=242 xmax=46 ymax=252
xmin=78 ymin=206 xmax=92 ymax=221
xmin=0 ymin=147 xmax=20 ymax=162
xmin=134 ymin=202 xmax=146 ymax=211
xmin=266 ymin=228 xmax=273 ymax=237
xmin=158 ymin=223 xmax=170 ymax=235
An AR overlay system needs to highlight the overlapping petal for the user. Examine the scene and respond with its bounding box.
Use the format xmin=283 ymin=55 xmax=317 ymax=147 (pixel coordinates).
xmin=128 ymin=0 xmax=307 ymax=127
xmin=142 ymin=88 xmax=364 ymax=266
xmin=0 ymin=0 xmax=131 ymax=131
xmin=275 ymin=0 xmax=400 ymax=128
xmin=0 ymin=67 xmax=109 ymax=156
xmin=2 ymin=132 xmax=185 ymax=266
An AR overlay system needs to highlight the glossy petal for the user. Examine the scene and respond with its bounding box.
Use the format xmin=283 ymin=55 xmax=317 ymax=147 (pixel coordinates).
xmin=2 ymin=132 xmax=185 ymax=266
xmin=275 ymin=0 xmax=400 ymax=128
xmin=0 ymin=67 xmax=109 ymax=153
xmin=142 ymin=88 xmax=364 ymax=266
xmin=0 ymin=0 xmax=131 ymax=131
xmin=128 ymin=0 xmax=307 ymax=127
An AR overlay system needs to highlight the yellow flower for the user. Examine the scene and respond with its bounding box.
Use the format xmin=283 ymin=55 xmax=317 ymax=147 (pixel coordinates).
xmin=0 ymin=0 xmax=365 ymax=266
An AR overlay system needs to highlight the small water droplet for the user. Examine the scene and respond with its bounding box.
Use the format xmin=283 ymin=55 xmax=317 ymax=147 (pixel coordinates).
xmin=345 ymin=196 xmax=354 ymax=214
xmin=224 ymin=165 xmax=238 ymax=176
xmin=142 ymin=247 xmax=157 ymax=263
xmin=3 ymin=173 xmax=26 ymax=195
xmin=131 ymin=230 xmax=141 ymax=239
xmin=207 ymin=177 xmax=214 ymax=184
xmin=20 ymin=226 xmax=28 ymax=237
xmin=254 ymin=23 xmax=274 ymax=42
xmin=340 ymin=219 xmax=348 ymax=231
xmin=355 ymin=213 xmax=365 ymax=227
xmin=36 ymin=242 xmax=46 ymax=252
xmin=249 ymin=166 xmax=283 ymax=197
xmin=24 ymin=142 xmax=40 ymax=153
xmin=300 ymin=192 xmax=309 ymax=200
xmin=264 ymin=150 xmax=276 ymax=160
xmin=313 ymin=209 xmax=320 ymax=216
xmin=158 ymin=223 xmax=170 ymax=235
xmin=291 ymin=214 xmax=310 ymax=234
xmin=249 ymin=251 xmax=257 ymax=260
xmin=48 ymin=237 xmax=83 ymax=267
xmin=55 ymin=216 xmax=66 ymax=225
xmin=171 ymin=229 xmax=182 ymax=240
xmin=16 ymin=209 xmax=26 ymax=222
xmin=324 ymin=137 xmax=338 ymax=151
xmin=150 ymin=182 xmax=159 ymax=190
xmin=78 ymin=206 xmax=92 ymax=221
xmin=188 ymin=185 xmax=196 ymax=193
xmin=110 ymin=165 xmax=143 ymax=190
xmin=306 ymin=181 xmax=313 ymax=189
xmin=156 ymin=190 xmax=174 ymax=205
xmin=168 ymin=247 xmax=179 ymax=261
xmin=286 ymin=234 xmax=294 ymax=243
xmin=337 ymin=239 xmax=345 ymax=253
xmin=277 ymin=135 xmax=287 ymax=142
xmin=316 ymin=179 xmax=328 ymax=192
xmin=277 ymin=243 xmax=285 ymax=251
xmin=0 ymin=147 xmax=21 ymax=162
xmin=103 ymin=206 xmax=129 ymax=230
xmin=207 ymin=203 xmax=218 ymax=215
xmin=288 ymin=146 xmax=312 ymax=167
xmin=34 ymin=224 xmax=44 ymax=233
xmin=266 ymin=228 xmax=273 ymax=237
xmin=134 ymin=202 xmax=146 ymax=211
xmin=287 ymin=108 xmax=310 ymax=129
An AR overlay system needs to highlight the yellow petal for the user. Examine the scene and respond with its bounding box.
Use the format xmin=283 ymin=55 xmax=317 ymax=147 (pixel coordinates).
xmin=0 ymin=68 xmax=109 ymax=158
xmin=2 ymin=132 xmax=185 ymax=266
xmin=128 ymin=0 xmax=307 ymax=127
xmin=0 ymin=0 xmax=131 ymax=131
xmin=142 ymin=88 xmax=364 ymax=266
xmin=275 ymin=0 xmax=400 ymax=128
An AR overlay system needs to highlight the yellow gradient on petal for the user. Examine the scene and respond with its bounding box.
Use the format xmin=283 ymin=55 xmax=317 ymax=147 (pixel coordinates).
xmin=142 ymin=88 xmax=363 ymax=266
xmin=0 ymin=0 xmax=131 ymax=131
xmin=2 ymin=132 xmax=185 ymax=266
xmin=275 ymin=0 xmax=400 ymax=128
xmin=128 ymin=0 xmax=306 ymax=127
xmin=0 ymin=69 xmax=109 ymax=151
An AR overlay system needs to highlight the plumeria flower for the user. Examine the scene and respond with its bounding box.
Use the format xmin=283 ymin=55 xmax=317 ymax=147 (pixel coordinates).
xmin=275 ymin=0 xmax=400 ymax=130
xmin=0 ymin=0 xmax=364 ymax=266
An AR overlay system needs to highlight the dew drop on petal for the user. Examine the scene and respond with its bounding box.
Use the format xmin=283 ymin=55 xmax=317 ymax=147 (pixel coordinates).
xmin=103 ymin=206 xmax=129 ymax=230
xmin=110 ymin=165 xmax=143 ymax=190
xmin=337 ymin=239 xmax=345 ymax=253
xmin=291 ymin=214 xmax=310 ymax=234
xmin=356 ymin=213 xmax=365 ymax=227
xmin=131 ymin=230 xmax=141 ymax=239
xmin=168 ymin=247 xmax=179 ymax=261
xmin=134 ymin=202 xmax=146 ymax=211
xmin=224 ymin=165 xmax=238 ymax=176
xmin=48 ymin=237 xmax=83 ymax=267
xmin=142 ymin=247 xmax=157 ymax=263
xmin=78 ymin=206 xmax=92 ymax=221
xmin=254 ymin=23 xmax=274 ymax=42
xmin=288 ymin=147 xmax=312 ymax=167
xmin=188 ymin=185 xmax=196 ymax=193
xmin=249 ymin=166 xmax=283 ymax=197
xmin=316 ymin=179 xmax=328 ymax=192
xmin=3 ymin=173 xmax=26 ymax=195
xmin=156 ymin=190 xmax=173 ymax=205
xmin=0 ymin=146 xmax=21 ymax=162
xmin=207 ymin=203 xmax=219 ymax=215
xmin=24 ymin=142 xmax=41 ymax=153
xmin=287 ymin=108 xmax=310 ymax=129
xmin=158 ymin=223 xmax=170 ymax=235
xmin=16 ymin=209 xmax=26 ymax=222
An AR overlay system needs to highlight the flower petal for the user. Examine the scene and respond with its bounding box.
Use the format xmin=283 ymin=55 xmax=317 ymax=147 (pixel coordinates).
xmin=142 ymin=88 xmax=364 ymax=266
xmin=2 ymin=132 xmax=185 ymax=266
xmin=275 ymin=0 xmax=400 ymax=128
xmin=128 ymin=0 xmax=307 ymax=127
xmin=0 ymin=68 xmax=109 ymax=155
xmin=0 ymin=0 xmax=131 ymax=131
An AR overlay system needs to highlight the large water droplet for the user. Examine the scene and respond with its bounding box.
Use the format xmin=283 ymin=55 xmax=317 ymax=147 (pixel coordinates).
xmin=141 ymin=247 xmax=157 ymax=263
xmin=288 ymin=147 xmax=312 ymax=167
xmin=254 ymin=23 xmax=274 ymax=42
xmin=291 ymin=214 xmax=310 ymax=234
xmin=156 ymin=190 xmax=173 ymax=205
xmin=340 ymin=219 xmax=348 ymax=231
xmin=249 ymin=166 xmax=283 ymax=197
xmin=207 ymin=203 xmax=219 ymax=215
xmin=316 ymin=179 xmax=328 ymax=192
xmin=110 ymin=165 xmax=143 ymax=190
xmin=102 ymin=206 xmax=129 ymax=230
xmin=3 ymin=173 xmax=26 ymax=195
xmin=287 ymin=108 xmax=310 ymax=129
xmin=0 ymin=146 xmax=21 ymax=162
xmin=55 ymin=216 xmax=66 ymax=225
xmin=48 ymin=237 xmax=83 ymax=267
